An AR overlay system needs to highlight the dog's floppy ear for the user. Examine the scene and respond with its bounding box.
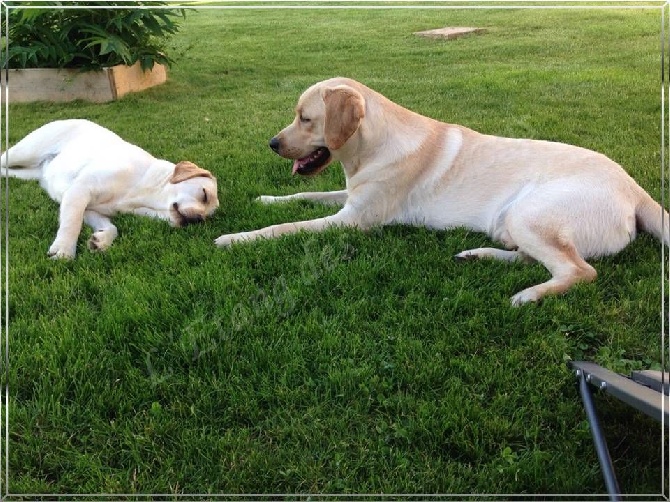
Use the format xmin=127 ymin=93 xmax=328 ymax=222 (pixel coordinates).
xmin=170 ymin=161 xmax=214 ymax=184
xmin=322 ymin=85 xmax=365 ymax=151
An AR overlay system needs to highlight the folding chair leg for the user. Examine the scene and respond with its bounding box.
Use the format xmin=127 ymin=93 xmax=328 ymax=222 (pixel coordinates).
xmin=577 ymin=369 xmax=622 ymax=501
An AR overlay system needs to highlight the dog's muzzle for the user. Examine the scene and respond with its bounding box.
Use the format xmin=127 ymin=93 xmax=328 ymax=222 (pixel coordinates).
xmin=172 ymin=203 xmax=205 ymax=227
xmin=268 ymin=137 xmax=332 ymax=176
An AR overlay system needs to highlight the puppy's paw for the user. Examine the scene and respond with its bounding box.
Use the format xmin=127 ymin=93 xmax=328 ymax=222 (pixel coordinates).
xmin=88 ymin=229 xmax=116 ymax=252
xmin=48 ymin=242 xmax=76 ymax=260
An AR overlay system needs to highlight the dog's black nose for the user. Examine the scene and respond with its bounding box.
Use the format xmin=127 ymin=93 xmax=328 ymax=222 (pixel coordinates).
xmin=269 ymin=137 xmax=280 ymax=153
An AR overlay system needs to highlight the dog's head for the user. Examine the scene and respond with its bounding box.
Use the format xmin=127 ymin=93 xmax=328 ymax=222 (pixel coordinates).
xmin=269 ymin=79 xmax=366 ymax=176
xmin=168 ymin=161 xmax=219 ymax=227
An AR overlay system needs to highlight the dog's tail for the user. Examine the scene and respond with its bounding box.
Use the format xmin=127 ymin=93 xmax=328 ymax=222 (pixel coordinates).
xmin=636 ymin=190 xmax=670 ymax=246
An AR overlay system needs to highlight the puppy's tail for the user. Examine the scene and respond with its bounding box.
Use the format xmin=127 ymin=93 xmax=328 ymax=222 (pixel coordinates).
xmin=636 ymin=191 xmax=670 ymax=246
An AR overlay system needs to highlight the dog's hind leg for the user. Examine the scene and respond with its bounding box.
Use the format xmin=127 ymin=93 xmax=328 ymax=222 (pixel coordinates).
xmin=506 ymin=222 xmax=597 ymax=306
xmin=510 ymin=252 xmax=597 ymax=306
xmin=0 ymin=129 xmax=54 ymax=178
xmin=0 ymin=146 xmax=47 ymax=179
xmin=84 ymin=211 xmax=118 ymax=252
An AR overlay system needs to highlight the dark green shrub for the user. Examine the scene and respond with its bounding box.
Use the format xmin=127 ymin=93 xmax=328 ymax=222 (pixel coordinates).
xmin=3 ymin=1 xmax=185 ymax=71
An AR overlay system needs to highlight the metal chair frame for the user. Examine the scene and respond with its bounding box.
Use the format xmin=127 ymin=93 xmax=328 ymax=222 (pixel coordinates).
xmin=568 ymin=360 xmax=669 ymax=501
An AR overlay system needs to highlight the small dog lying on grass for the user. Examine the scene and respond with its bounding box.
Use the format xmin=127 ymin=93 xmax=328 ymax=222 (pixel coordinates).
xmin=215 ymin=77 xmax=669 ymax=305
xmin=2 ymin=119 xmax=219 ymax=259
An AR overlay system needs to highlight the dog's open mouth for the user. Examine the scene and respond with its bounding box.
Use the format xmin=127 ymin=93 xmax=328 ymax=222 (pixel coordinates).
xmin=292 ymin=147 xmax=332 ymax=176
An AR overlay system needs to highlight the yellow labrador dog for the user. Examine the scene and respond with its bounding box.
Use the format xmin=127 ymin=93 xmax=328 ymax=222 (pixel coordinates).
xmin=3 ymin=119 xmax=219 ymax=259
xmin=215 ymin=77 xmax=668 ymax=305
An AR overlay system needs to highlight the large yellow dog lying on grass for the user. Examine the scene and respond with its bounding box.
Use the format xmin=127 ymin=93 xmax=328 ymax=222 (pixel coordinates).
xmin=215 ymin=77 xmax=668 ymax=305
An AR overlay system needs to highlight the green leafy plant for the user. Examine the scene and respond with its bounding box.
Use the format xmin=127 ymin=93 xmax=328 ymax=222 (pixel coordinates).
xmin=3 ymin=1 xmax=185 ymax=71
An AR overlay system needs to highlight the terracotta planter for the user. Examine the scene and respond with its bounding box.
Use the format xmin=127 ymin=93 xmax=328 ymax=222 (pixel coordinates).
xmin=0 ymin=61 xmax=167 ymax=104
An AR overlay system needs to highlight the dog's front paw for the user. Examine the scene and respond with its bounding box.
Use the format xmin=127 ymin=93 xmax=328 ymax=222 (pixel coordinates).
xmin=454 ymin=251 xmax=479 ymax=261
xmin=48 ymin=242 xmax=76 ymax=260
xmin=256 ymin=195 xmax=277 ymax=204
xmin=214 ymin=231 xmax=253 ymax=247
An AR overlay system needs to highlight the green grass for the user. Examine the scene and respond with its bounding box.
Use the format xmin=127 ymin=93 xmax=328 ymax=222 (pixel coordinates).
xmin=3 ymin=6 xmax=667 ymax=496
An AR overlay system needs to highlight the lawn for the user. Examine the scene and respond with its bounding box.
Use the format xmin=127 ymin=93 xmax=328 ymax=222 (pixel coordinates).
xmin=2 ymin=4 xmax=668 ymax=497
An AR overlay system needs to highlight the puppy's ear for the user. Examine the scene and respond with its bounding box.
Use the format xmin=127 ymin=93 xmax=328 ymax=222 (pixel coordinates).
xmin=322 ymin=86 xmax=365 ymax=151
xmin=170 ymin=161 xmax=214 ymax=184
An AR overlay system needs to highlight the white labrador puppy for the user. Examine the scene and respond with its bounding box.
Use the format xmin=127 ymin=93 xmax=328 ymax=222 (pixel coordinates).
xmin=3 ymin=119 xmax=219 ymax=259
xmin=215 ymin=77 xmax=668 ymax=305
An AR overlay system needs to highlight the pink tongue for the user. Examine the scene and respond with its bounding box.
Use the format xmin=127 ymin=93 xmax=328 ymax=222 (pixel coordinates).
xmin=292 ymin=160 xmax=301 ymax=175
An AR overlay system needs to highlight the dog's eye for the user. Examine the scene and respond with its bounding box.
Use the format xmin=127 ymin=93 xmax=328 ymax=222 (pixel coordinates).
xmin=300 ymin=115 xmax=311 ymax=124
xmin=202 ymin=188 xmax=208 ymax=203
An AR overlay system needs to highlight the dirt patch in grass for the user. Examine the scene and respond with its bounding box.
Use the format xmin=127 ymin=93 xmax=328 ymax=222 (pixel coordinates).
xmin=414 ymin=27 xmax=486 ymax=39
